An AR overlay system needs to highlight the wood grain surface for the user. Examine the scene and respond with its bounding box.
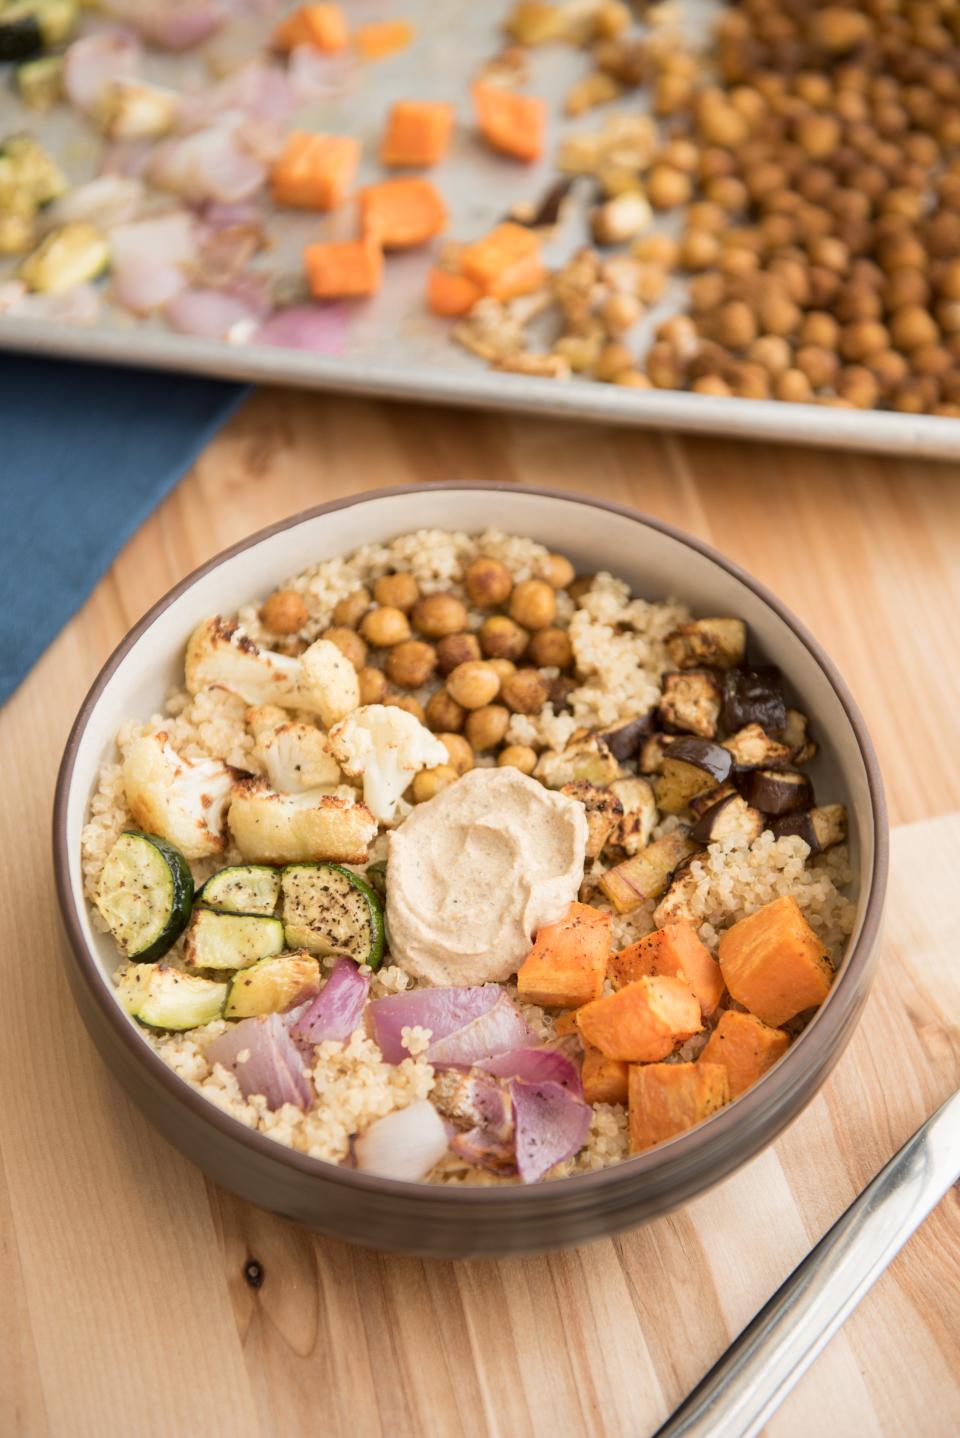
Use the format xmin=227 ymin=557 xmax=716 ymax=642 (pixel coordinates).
xmin=2 ymin=391 xmax=959 ymax=1438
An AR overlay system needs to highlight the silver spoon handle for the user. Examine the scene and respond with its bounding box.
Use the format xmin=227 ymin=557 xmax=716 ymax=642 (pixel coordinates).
xmin=653 ymin=1088 xmax=960 ymax=1438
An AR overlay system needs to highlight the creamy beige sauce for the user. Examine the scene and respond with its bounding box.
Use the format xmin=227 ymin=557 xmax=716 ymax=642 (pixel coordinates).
xmin=386 ymin=767 xmax=588 ymax=985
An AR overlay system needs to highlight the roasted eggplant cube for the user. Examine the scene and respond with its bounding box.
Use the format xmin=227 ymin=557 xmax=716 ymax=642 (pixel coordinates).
xmin=659 ymin=672 xmax=722 ymax=739
xmin=690 ymin=793 xmax=764 ymax=844
xmin=689 ymin=780 xmax=738 ymax=819
xmin=651 ymin=852 xmax=702 ymax=927
xmin=781 ymin=708 xmax=818 ymax=764
xmin=598 ymin=710 xmax=656 ymax=762
xmin=743 ymin=769 xmax=814 ymax=816
xmin=654 ymin=736 xmax=733 ymax=814
xmin=535 ymin=734 xmax=622 ymax=789
xmin=0 ymin=0 xmax=77 ymax=61
xmin=639 ymin=733 xmax=673 ymax=774
xmin=721 ymin=666 xmax=787 ymax=735
xmin=610 ymin=777 xmax=657 ymax=854
xmin=666 ymin=618 xmax=747 ymax=671
xmin=770 ymin=804 xmax=847 ymax=855
xmin=723 ymin=723 xmax=793 ymax=770
xmin=560 ymin=781 xmax=624 ymax=859
xmin=599 ymin=830 xmax=699 ymax=914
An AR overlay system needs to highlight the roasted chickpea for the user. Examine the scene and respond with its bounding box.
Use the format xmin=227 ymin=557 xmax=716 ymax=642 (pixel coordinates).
xmin=358 ymin=666 xmax=387 ymax=706
xmin=568 ymin=575 xmax=594 ymax=601
xmin=412 ymin=765 xmax=458 ymax=803
xmin=446 ymin=660 xmax=501 ymax=710
xmin=425 ymin=688 xmax=465 ymax=733
xmin=383 ymin=694 xmax=426 ymax=723
xmin=500 ymin=669 xmax=549 ymax=714
xmin=332 ymin=586 xmax=371 ymax=629
xmin=360 ymin=606 xmax=411 ymax=647
xmin=464 ymin=556 xmax=512 ymax=609
xmin=541 ymin=553 xmax=576 ymax=590
xmin=465 ymin=704 xmax=510 ymax=751
xmin=434 ymin=631 xmax=480 ymax=675
xmin=487 ymin=657 xmax=516 ymax=682
xmin=479 ymin=614 xmax=529 ymax=661
xmin=497 ymin=745 xmax=538 ymax=775
xmin=323 ymin=626 xmax=368 ymax=671
xmin=411 ymin=592 xmax=468 ymax=638
xmin=748 ymin=335 xmax=792 ymax=374
xmin=799 ymin=310 xmax=840 ymax=349
xmin=795 ymin=345 xmax=839 ymax=389
xmin=373 ymin=572 xmax=419 ymax=612
xmin=528 ymin=626 xmax=574 ymax=669
xmin=438 ymin=733 xmax=474 ymax=775
xmin=260 ymin=589 xmax=308 ymax=635
xmin=508 ymin=579 xmax=557 ymax=632
xmin=889 ymin=305 xmax=939 ymax=351
xmin=692 ymin=375 xmax=733 ymax=396
xmin=648 ymin=163 xmax=692 ymax=209
xmin=385 ymin=640 xmax=437 ymax=689
xmin=775 ymin=368 xmax=814 ymax=403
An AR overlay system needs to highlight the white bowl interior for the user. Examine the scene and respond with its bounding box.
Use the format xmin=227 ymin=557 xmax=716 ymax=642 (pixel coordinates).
xmin=65 ymin=488 xmax=873 ymax=1026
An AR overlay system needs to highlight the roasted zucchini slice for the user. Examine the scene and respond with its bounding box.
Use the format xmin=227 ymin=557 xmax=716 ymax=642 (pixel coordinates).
xmin=654 ymin=736 xmax=734 ymax=814
xmin=598 ymin=830 xmax=700 ymax=914
xmin=560 ymin=781 xmax=624 ymax=858
xmin=364 ymin=859 xmax=388 ymax=901
xmin=281 ymin=863 xmax=385 ymax=969
xmin=659 ymin=672 xmax=722 ymax=738
xmin=117 ymin=964 xmax=226 ymax=1030
xmin=666 ymin=618 xmax=746 ymax=671
xmin=19 ymin=220 xmax=109 ymax=293
xmin=0 ymin=0 xmax=77 ymax=61
xmin=224 ymin=952 xmax=320 ymax=1019
xmin=721 ymin=666 xmax=787 ymax=735
xmin=198 ymin=865 xmax=281 ymax=916
xmin=95 ymin=831 xmax=193 ymax=961
xmin=743 ymin=769 xmax=814 ymax=816
xmin=690 ymin=793 xmax=764 ymax=844
xmin=16 ymin=53 xmax=62 ymax=110
xmin=183 ymin=910 xmax=285 ymax=972
xmin=770 ymin=804 xmax=847 ymax=855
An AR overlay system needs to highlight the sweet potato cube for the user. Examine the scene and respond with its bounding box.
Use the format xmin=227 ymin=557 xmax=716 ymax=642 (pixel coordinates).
xmin=516 ymin=902 xmax=611 ymax=1008
xmin=355 ymin=19 xmax=415 ymax=59
xmin=271 ymin=132 xmax=360 ymax=211
xmin=273 ymin=4 xmax=348 ymax=53
xmin=459 ymin=222 xmax=545 ymax=300
xmin=472 ymin=80 xmax=546 ymax=162
xmin=699 ymin=1010 xmax=790 ymax=1099
xmin=718 ymin=895 xmax=833 ymax=1027
xmin=304 ymin=235 xmax=383 ymax=298
xmin=553 ymin=1010 xmax=580 ymax=1037
xmin=359 ymin=177 xmax=448 ymax=249
xmin=575 ymin=976 xmax=701 ymax=1062
xmin=582 ymin=1045 xmax=629 ymax=1104
xmin=611 ymin=921 xmax=725 ymax=1018
xmin=426 ymin=266 xmax=483 ymax=316
xmin=381 ymin=100 xmax=455 ymax=168
xmin=629 ymin=1062 xmax=729 ymax=1152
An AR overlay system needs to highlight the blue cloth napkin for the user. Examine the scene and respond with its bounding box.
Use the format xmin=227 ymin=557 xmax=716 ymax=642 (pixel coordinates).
xmin=0 ymin=354 xmax=247 ymax=707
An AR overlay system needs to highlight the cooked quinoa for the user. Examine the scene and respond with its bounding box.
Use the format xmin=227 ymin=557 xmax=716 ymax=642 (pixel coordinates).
xmin=82 ymin=527 xmax=857 ymax=1185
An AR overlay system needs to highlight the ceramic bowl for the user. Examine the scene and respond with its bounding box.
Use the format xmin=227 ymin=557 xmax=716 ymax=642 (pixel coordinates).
xmin=54 ymin=484 xmax=888 ymax=1258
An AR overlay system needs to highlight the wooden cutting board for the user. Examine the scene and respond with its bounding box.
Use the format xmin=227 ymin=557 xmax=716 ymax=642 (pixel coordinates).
xmin=2 ymin=393 xmax=959 ymax=1437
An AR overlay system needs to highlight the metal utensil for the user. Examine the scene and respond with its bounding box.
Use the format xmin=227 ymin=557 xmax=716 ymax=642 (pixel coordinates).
xmin=653 ymin=1088 xmax=960 ymax=1438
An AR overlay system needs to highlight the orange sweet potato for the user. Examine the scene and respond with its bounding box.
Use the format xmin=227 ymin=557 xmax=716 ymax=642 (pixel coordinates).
xmin=611 ymin=921 xmax=725 ymax=1018
xmin=699 ymin=1010 xmax=790 ymax=1099
xmin=273 ymin=3 xmax=348 ymax=53
xmin=582 ymin=1045 xmax=629 ymax=1105
xmin=359 ymin=177 xmax=448 ymax=249
xmin=629 ymin=1061 xmax=729 ymax=1152
xmin=355 ymin=19 xmax=415 ymax=59
xmin=271 ymin=132 xmax=360 ymax=211
xmin=472 ymin=80 xmax=546 ymax=162
xmin=459 ymin=222 xmax=545 ymax=299
xmin=516 ymin=902 xmax=611 ymax=1009
xmin=553 ymin=1010 xmax=580 ymax=1038
xmin=304 ymin=234 xmax=383 ymax=297
xmin=718 ymin=895 xmax=833 ymax=1027
xmin=575 ymin=975 xmax=701 ymax=1062
xmin=381 ymin=100 xmax=454 ymax=167
xmin=426 ymin=266 xmax=483 ymax=316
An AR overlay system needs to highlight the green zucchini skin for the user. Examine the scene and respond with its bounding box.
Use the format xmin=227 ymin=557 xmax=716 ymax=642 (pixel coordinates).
xmin=0 ymin=0 xmax=76 ymax=59
xmin=97 ymin=831 xmax=194 ymax=962
xmin=198 ymin=865 xmax=281 ymax=917
xmin=281 ymin=863 xmax=385 ymax=970
xmin=0 ymin=13 xmax=42 ymax=60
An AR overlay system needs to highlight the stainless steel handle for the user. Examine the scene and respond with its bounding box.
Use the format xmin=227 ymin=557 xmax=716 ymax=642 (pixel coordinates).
xmin=653 ymin=1088 xmax=960 ymax=1438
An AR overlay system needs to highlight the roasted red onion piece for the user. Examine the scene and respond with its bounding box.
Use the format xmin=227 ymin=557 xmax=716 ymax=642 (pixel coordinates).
xmin=0 ymin=283 xmax=101 ymax=325
xmin=425 ymin=995 xmax=531 ymax=1067
xmin=147 ymin=123 xmax=267 ymax=205
xmin=290 ymin=957 xmax=370 ymax=1045
xmin=64 ymin=31 xmax=141 ymax=114
xmin=41 ymin=176 xmax=144 ymax=233
xmin=510 ymin=1079 xmax=591 ymax=1184
xmin=354 ymin=1101 xmax=450 ymax=1181
xmin=206 ymin=1013 xmax=312 ymax=1111
xmin=368 ymin=985 xmax=503 ymax=1063
xmin=111 ymin=211 xmax=197 ymax=313
xmin=102 ymin=0 xmax=229 ymax=52
xmin=478 ymin=1046 xmax=582 ymax=1096
xmin=254 ymin=303 xmax=349 ymax=354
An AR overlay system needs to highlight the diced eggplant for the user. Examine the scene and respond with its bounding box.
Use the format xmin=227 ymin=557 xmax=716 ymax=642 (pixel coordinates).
xmin=639 ymin=733 xmax=674 ymax=775
xmin=654 ymin=736 xmax=733 ymax=814
xmin=652 ymin=855 xmax=703 ymax=927
xmin=781 ymin=708 xmax=818 ymax=764
xmin=560 ymin=780 xmax=624 ymax=859
xmin=689 ymin=780 xmax=738 ymax=819
xmin=0 ymin=0 xmax=77 ymax=61
xmin=598 ymin=829 xmax=700 ymax=914
xmin=659 ymin=672 xmax=722 ymax=739
xmin=510 ymin=176 xmax=575 ymax=228
xmin=535 ymin=734 xmax=622 ymax=789
xmin=609 ymin=777 xmax=657 ymax=853
xmin=723 ymin=723 xmax=793 ymax=770
xmin=769 ymin=804 xmax=847 ymax=855
xmin=666 ymin=618 xmax=747 ymax=671
xmin=597 ymin=710 xmax=657 ymax=762
xmin=743 ymin=769 xmax=814 ymax=816
xmin=19 ymin=220 xmax=109 ymax=294
xmin=690 ymin=793 xmax=764 ymax=844
xmin=721 ymin=666 xmax=787 ymax=734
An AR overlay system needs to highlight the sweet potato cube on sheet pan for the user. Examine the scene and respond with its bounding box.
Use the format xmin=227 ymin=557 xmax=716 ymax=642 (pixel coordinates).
xmin=516 ymin=902 xmax=611 ymax=1009
xmin=629 ymin=1061 xmax=729 ymax=1152
xmin=576 ymin=975 xmax=701 ymax=1062
xmin=718 ymin=895 xmax=833 ymax=1027
xmin=699 ymin=1010 xmax=790 ymax=1099
xmin=610 ymin=920 xmax=725 ymax=1018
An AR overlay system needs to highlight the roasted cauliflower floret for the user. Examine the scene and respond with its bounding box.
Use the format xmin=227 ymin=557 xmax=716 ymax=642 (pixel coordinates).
xmin=260 ymin=722 xmax=342 ymax=793
xmin=122 ymin=731 xmax=234 ymax=859
xmin=185 ymin=619 xmax=358 ymax=726
xmin=534 ymin=734 xmax=623 ymax=789
xmin=227 ymin=777 xmax=376 ymax=864
xmin=329 ymin=704 xmax=449 ymax=823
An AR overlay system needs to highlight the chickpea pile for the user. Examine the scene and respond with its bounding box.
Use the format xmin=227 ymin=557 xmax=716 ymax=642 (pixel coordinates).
xmin=317 ymin=551 xmax=580 ymax=802
xmin=461 ymin=0 xmax=960 ymax=415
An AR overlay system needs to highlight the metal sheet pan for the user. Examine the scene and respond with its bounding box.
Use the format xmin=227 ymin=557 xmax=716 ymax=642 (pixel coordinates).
xmin=2 ymin=0 xmax=959 ymax=460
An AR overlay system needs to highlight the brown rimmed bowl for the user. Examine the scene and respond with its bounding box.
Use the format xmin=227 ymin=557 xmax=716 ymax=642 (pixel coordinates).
xmin=53 ymin=484 xmax=888 ymax=1258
